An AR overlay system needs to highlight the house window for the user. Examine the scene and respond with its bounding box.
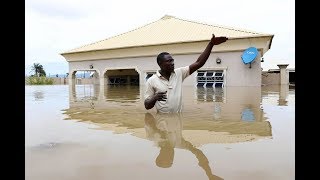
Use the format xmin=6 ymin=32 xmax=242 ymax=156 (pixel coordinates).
xmin=196 ymin=70 xmax=224 ymax=87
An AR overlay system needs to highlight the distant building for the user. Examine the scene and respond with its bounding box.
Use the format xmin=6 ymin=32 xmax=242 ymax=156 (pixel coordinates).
xmin=61 ymin=15 xmax=274 ymax=87
xmin=262 ymin=65 xmax=295 ymax=85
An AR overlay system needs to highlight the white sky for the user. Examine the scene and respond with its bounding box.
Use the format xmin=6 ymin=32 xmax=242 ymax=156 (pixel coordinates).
xmin=25 ymin=0 xmax=295 ymax=74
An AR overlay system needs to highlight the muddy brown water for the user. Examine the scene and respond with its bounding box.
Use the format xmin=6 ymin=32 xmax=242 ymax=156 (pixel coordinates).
xmin=25 ymin=84 xmax=294 ymax=180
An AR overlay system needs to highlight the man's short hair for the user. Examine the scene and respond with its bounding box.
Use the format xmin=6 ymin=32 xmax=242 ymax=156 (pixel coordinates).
xmin=157 ymin=52 xmax=170 ymax=65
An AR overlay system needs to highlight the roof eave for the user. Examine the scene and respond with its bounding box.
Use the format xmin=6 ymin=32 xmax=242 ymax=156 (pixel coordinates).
xmin=61 ymin=34 xmax=274 ymax=56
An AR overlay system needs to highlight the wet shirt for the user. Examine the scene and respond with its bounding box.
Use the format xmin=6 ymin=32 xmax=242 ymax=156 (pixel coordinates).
xmin=145 ymin=66 xmax=190 ymax=113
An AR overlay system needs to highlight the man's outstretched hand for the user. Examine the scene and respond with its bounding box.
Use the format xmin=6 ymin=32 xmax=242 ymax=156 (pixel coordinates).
xmin=211 ymin=34 xmax=228 ymax=45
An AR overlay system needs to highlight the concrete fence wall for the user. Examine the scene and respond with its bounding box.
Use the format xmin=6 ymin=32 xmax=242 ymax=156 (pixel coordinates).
xmin=52 ymin=78 xmax=68 ymax=84
xmin=261 ymin=72 xmax=280 ymax=85
xmin=25 ymin=77 xmax=96 ymax=85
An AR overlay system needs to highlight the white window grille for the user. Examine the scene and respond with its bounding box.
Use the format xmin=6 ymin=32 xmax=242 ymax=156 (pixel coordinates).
xmin=196 ymin=70 xmax=224 ymax=87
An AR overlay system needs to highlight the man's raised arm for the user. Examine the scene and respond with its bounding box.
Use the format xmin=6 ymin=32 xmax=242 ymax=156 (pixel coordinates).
xmin=189 ymin=34 xmax=228 ymax=75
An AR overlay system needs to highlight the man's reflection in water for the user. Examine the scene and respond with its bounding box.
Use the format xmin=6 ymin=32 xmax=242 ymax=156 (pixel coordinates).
xmin=144 ymin=113 xmax=223 ymax=180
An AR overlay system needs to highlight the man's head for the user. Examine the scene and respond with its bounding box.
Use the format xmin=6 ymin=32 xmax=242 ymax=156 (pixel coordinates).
xmin=157 ymin=52 xmax=175 ymax=73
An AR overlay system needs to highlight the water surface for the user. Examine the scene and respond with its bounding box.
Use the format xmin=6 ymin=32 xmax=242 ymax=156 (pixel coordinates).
xmin=25 ymin=84 xmax=294 ymax=180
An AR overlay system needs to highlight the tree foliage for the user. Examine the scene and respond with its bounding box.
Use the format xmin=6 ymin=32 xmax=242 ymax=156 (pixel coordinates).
xmin=31 ymin=63 xmax=46 ymax=77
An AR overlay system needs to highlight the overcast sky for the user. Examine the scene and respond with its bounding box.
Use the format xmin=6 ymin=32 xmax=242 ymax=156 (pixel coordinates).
xmin=25 ymin=0 xmax=295 ymax=75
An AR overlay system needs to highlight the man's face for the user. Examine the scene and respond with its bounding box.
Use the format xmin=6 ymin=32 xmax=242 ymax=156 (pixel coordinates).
xmin=159 ymin=54 xmax=174 ymax=72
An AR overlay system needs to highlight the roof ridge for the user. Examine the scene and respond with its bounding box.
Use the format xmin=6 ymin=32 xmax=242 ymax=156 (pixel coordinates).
xmin=161 ymin=14 xmax=175 ymax=20
xmin=172 ymin=16 xmax=266 ymax=35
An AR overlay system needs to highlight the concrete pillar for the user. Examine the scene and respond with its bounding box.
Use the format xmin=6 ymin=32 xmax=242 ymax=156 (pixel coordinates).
xmin=98 ymin=83 xmax=105 ymax=101
xmin=277 ymin=64 xmax=289 ymax=85
xmin=99 ymin=75 xmax=105 ymax=87
xmin=278 ymin=84 xmax=288 ymax=106
xmin=98 ymin=72 xmax=106 ymax=100
xmin=68 ymin=82 xmax=76 ymax=102
xmin=89 ymin=71 xmax=96 ymax=85
xmin=69 ymin=72 xmax=76 ymax=86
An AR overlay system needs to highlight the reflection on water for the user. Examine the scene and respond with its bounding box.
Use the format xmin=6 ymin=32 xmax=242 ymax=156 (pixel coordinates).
xmin=26 ymin=84 xmax=295 ymax=180
xmin=145 ymin=112 xmax=223 ymax=179
xmin=241 ymin=108 xmax=255 ymax=122
xmin=262 ymin=85 xmax=295 ymax=106
xmin=33 ymin=90 xmax=44 ymax=101
xmin=63 ymin=85 xmax=273 ymax=144
xmin=105 ymin=85 xmax=140 ymax=103
xmin=196 ymin=87 xmax=224 ymax=102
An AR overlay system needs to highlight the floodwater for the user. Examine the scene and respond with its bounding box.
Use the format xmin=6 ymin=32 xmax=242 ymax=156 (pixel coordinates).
xmin=25 ymin=84 xmax=295 ymax=180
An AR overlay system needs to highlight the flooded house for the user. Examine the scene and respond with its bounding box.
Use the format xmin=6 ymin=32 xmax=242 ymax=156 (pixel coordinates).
xmin=60 ymin=15 xmax=274 ymax=87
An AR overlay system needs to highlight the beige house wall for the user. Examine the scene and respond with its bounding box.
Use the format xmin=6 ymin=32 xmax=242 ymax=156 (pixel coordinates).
xmin=68 ymin=50 xmax=262 ymax=87
xmin=62 ymin=36 xmax=271 ymax=87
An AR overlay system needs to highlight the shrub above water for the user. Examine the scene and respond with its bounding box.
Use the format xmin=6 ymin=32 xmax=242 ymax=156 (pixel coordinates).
xmin=26 ymin=76 xmax=54 ymax=85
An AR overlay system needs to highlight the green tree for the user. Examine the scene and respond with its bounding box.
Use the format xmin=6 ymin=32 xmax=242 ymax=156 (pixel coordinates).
xmin=31 ymin=63 xmax=46 ymax=77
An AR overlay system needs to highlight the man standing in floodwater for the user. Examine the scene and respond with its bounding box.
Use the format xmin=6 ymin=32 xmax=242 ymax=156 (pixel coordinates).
xmin=144 ymin=34 xmax=228 ymax=113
